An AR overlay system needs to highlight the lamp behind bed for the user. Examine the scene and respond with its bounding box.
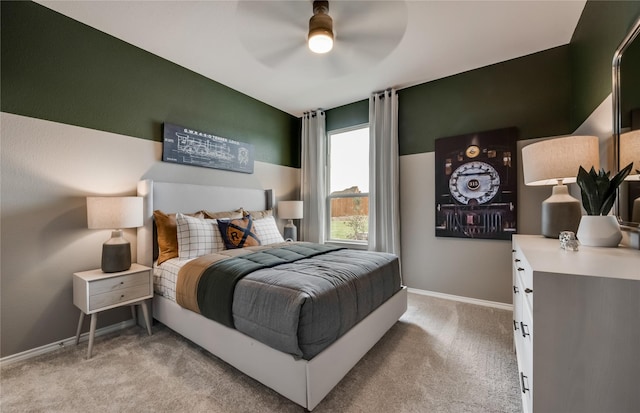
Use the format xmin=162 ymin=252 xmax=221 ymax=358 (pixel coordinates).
xmin=278 ymin=200 xmax=303 ymax=241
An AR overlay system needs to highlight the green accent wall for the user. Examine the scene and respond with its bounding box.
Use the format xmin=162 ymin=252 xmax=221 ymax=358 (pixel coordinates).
xmin=327 ymin=46 xmax=572 ymax=156
xmin=570 ymin=1 xmax=640 ymax=130
xmin=1 ymin=1 xmax=300 ymax=167
xmin=398 ymin=46 xmax=571 ymax=155
xmin=326 ymin=100 xmax=368 ymax=131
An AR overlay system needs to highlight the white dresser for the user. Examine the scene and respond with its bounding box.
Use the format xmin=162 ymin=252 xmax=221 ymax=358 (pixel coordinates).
xmin=512 ymin=235 xmax=640 ymax=413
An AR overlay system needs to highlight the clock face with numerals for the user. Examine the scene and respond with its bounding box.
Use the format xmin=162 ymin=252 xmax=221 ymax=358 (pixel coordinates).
xmin=448 ymin=161 xmax=501 ymax=205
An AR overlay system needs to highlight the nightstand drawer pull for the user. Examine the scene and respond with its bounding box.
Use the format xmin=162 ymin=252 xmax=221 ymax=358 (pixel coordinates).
xmin=514 ymin=258 xmax=521 ymax=263
xmin=520 ymin=322 xmax=530 ymax=338
xmin=524 ymin=288 xmax=533 ymax=294
xmin=513 ymin=320 xmax=519 ymax=331
xmin=513 ymin=285 xmax=519 ymax=294
xmin=520 ymin=372 xmax=530 ymax=393
xmin=517 ymin=267 xmax=524 ymax=272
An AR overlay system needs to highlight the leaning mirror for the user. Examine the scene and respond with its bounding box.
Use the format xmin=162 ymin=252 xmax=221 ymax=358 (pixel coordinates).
xmin=613 ymin=15 xmax=640 ymax=226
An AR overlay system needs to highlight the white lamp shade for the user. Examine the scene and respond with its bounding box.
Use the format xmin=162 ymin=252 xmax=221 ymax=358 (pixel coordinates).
xmin=620 ymin=129 xmax=640 ymax=179
xmin=87 ymin=196 xmax=143 ymax=229
xmin=278 ymin=201 xmax=304 ymax=220
xmin=522 ymin=135 xmax=600 ymax=186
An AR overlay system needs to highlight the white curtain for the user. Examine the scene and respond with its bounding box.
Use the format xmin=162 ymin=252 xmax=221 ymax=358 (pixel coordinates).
xmin=369 ymin=89 xmax=401 ymax=256
xmin=300 ymin=110 xmax=327 ymax=243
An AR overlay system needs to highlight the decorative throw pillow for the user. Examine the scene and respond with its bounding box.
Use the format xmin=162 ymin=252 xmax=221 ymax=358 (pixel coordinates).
xmin=175 ymin=213 xmax=225 ymax=259
xmin=217 ymin=216 xmax=261 ymax=249
xmin=253 ymin=216 xmax=285 ymax=245
xmin=153 ymin=210 xmax=204 ymax=264
xmin=203 ymin=208 xmax=244 ymax=220
xmin=242 ymin=209 xmax=273 ymax=220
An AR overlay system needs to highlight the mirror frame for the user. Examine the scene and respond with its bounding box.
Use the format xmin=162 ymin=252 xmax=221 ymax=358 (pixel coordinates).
xmin=613 ymin=15 xmax=640 ymax=226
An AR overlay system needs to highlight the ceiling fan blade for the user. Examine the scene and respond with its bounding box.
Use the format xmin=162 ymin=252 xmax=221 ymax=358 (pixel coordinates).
xmin=256 ymin=40 xmax=307 ymax=68
xmin=236 ymin=1 xmax=309 ymax=31
xmin=236 ymin=1 xmax=312 ymax=67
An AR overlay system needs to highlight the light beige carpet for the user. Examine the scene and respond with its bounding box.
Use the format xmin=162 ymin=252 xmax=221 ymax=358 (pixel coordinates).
xmin=1 ymin=293 xmax=521 ymax=412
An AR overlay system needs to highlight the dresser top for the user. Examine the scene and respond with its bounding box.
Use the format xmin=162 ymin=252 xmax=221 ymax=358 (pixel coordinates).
xmin=514 ymin=235 xmax=640 ymax=281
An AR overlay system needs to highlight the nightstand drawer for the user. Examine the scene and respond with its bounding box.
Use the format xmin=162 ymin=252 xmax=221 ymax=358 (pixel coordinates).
xmin=73 ymin=264 xmax=152 ymax=314
xmin=90 ymin=271 xmax=149 ymax=296
xmin=89 ymin=284 xmax=151 ymax=311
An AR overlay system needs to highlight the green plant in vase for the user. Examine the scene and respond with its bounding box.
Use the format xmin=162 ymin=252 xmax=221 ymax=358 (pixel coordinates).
xmin=575 ymin=162 xmax=633 ymax=246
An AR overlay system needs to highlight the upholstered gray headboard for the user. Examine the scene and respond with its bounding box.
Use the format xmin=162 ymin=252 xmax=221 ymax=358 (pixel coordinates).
xmin=136 ymin=179 xmax=274 ymax=267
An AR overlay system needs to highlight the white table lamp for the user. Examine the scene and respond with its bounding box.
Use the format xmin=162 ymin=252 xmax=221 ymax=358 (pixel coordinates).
xmin=522 ymin=135 xmax=599 ymax=238
xmin=87 ymin=196 xmax=143 ymax=273
xmin=620 ymin=129 xmax=640 ymax=221
xmin=278 ymin=200 xmax=303 ymax=241
xmin=620 ymin=129 xmax=640 ymax=177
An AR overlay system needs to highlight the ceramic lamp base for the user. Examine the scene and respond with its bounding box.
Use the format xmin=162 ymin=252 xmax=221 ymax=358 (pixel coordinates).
xmin=102 ymin=230 xmax=132 ymax=273
xmin=283 ymin=221 xmax=297 ymax=242
xmin=541 ymin=184 xmax=581 ymax=238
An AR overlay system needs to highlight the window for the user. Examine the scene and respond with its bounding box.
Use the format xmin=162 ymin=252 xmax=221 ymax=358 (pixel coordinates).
xmin=326 ymin=125 xmax=369 ymax=244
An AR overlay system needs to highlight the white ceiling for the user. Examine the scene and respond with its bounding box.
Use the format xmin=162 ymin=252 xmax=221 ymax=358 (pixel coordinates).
xmin=37 ymin=0 xmax=586 ymax=117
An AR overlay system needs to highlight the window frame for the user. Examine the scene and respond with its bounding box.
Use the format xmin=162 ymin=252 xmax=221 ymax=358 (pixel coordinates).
xmin=325 ymin=123 xmax=370 ymax=247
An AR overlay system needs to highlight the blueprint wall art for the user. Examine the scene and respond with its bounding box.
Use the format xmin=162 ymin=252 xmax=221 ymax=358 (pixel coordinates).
xmin=162 ymin=123 xmax=255 ymax=174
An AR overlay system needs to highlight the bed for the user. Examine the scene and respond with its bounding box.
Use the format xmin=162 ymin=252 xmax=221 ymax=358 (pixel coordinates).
xmin=136 ymin=179 xmax=407 ymax=411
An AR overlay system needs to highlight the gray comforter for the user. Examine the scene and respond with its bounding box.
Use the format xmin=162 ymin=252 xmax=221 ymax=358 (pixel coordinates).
xmin=230 ymin=248 xmax=402 ymax=360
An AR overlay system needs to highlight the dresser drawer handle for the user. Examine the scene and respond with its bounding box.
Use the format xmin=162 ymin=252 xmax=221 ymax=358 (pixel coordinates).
xmin=513 ymin=320 xmax=519 ymax=331
xmin=520 ymin=322 xmax=530 ymax=338
xmin=513 ymin=285 xmax=519 ymax=294
xmin=524 ymin=288 xmax=533 ymax=294
xmin=520 ymin=372 xmax=530 ymax=393
xmin=511 ymin=249 xmax=516 ymax=253
xmin=514 ymin=258 xmax=521 ymax=263
xmin=517 ymin=267 xmax=524 ymax=272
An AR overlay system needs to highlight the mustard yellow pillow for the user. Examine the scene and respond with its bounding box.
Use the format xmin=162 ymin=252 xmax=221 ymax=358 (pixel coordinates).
xmin=153 ymin=210 xmax=204 ymax=264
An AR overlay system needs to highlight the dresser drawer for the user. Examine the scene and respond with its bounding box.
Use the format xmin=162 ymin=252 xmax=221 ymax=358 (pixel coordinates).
xmin=89 ymin=283 xmax=151 ymax=311
xmin=90 ymin=271 xmax=149 ymax=296
xmin=513 ymin=248 xmax=533 ymax=310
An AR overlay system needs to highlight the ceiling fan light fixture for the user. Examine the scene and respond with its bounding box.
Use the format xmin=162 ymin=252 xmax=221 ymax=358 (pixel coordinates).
xmin=308 ymin=0 xmax=334 ymax=54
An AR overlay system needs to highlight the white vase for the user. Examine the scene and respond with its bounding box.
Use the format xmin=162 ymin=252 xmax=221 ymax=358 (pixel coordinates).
xmin=576 ymin=215 xmax=622 ymax=247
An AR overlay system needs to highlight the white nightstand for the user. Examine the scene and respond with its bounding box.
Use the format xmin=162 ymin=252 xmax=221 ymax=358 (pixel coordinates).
xmin=73 ymin=263 xmax=153 ymax=358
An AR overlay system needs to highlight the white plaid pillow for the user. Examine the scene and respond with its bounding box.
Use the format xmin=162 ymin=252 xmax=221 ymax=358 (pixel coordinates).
xmin=252 ymin=215 xmax=285 ymax=245
xmin=175 ymin=213 xmax=225 ymax=259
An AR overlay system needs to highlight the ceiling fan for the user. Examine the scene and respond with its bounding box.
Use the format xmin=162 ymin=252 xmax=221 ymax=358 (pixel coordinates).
xmin=235 ymin=0 xmax=408 ymax=77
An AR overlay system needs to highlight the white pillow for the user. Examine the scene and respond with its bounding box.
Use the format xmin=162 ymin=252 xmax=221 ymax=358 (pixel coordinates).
xmin=252 ymin=215 xmax=285 ymax=245
xmin=175 ymin=213 xmax=225 ymax=259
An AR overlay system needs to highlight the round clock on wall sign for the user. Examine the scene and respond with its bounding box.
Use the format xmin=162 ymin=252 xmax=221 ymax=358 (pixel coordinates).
xmin=448 ymin=161 xmax=501 ymax=205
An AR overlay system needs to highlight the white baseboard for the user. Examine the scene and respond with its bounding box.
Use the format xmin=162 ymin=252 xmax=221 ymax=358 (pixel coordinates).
xmin=0 ymin=319 xmax=136 ymax=366
xmin=408 ymin=287 xmax=513 ymax=311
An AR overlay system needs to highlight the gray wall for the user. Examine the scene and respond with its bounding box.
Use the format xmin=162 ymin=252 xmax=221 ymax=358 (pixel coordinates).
xmin=1 ymin=113 xmax=299 ymax=358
